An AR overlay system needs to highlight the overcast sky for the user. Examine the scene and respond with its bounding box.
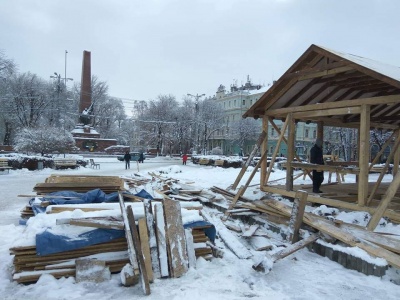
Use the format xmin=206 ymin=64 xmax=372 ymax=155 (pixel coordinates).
xmin=1 ymin=0 xmax=400 ymax=111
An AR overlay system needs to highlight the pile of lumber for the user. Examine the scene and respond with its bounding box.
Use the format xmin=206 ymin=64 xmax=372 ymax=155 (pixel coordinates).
xmin=237 ymin=196 xmax=400 ymax=270
xmin=34 ymin=175 xmax=125 ymax=194
xmin=11 ymin=193 xmax=214 ymax=293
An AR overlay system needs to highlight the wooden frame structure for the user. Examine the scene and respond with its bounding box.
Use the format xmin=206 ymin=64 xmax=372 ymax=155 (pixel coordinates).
xmin=243 ymin=44 xmax=400 ymax=228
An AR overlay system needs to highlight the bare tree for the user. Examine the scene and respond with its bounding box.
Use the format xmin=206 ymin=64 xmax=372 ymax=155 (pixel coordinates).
xmin=227 ymin=118 xmax=260 ymax=151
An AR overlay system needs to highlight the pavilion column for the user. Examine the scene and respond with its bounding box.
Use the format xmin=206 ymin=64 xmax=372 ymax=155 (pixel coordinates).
xmin=317 ymin=121 xmax=324 ymax=141
xmin=286 ymin=113 xmax=295 ymax=191
xmin=393 ymin=129 xmax=400 ymax=176
xmin=358 ymin=104 xmax=370 ymax=206
xmin=261 ymin=116 xmax=269 ymax=187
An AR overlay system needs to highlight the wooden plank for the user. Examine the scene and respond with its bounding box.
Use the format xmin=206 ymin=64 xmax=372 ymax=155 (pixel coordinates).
xmin=163 ymin=198 xmax=189 ymax=278
xmin=118 ymin=193 xmax=139 ymax=271
xmin=241 ymin=225 xmax=259 ymax=237
xmin=292 ymin=106 xmax=361 ymax=119
xmin=367 ymin=171 xmax=400 ymax=231
xmin=287 ymin=190 xmax=308 ymax=243
xmin=126 ymin=206 xmax=151 ymax=295
xmin=249 ymin=236 xmax=273 ymax=251
xmin=62 ymin=218 xmax=124 ymax=230
xmin=394 ymin=130 xmax=400 ymax=176
xmin=138 ymin=218 xmax=154 ymax=283
xmin=272 ymin=233 xmax=319 ymax=262
xmin=154 ymin=203 xmax=169 ymax=277
xmin=230 ymin=130 xmax=267 ymax=190
xmin=267 ymin=199 xmax=400 ymax=268
xmin=185 ymin=229 xmax=197 ymax=268
xmin=260 ymin=116 xmax=269 ymax=186
xmin=201 ymin=210 xmax=252 ymax=259
xmin=143 ymin=199 xmax=161 ymax=279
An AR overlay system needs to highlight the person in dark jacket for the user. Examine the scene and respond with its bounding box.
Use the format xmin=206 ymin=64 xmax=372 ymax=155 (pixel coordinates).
xmin=310 ymin=138 xmax=324 ymax=193
xmin=138 ymin=152 xmax=144 ymax=163
xmin=123 ymin=151 xmax=131 ymax=169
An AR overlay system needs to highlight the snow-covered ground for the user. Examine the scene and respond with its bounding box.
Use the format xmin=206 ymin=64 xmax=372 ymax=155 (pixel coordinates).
xmin=0 ymin=156 xmax=399 ymax=300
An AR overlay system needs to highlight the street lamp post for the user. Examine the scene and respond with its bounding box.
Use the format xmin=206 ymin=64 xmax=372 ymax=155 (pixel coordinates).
xmin=50 ymin=71 xmax=73 ymax=129
xmin=187 ymin=93 xmax=205 ymax=154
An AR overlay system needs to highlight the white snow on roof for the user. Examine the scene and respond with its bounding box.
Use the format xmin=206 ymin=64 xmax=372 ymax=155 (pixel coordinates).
xmin=318 ymin=45 xmax=400 ymax=82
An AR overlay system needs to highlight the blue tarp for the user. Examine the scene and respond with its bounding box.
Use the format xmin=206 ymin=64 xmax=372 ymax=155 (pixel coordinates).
xmin=29 ymin=188 xmax=152 ymax=215
xmin=36 ymin=228 xmax=125 ymax=256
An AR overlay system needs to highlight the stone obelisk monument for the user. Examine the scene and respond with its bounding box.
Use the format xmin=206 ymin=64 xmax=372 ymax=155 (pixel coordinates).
xmin=79 ymin=50 xmax=92 ymax=124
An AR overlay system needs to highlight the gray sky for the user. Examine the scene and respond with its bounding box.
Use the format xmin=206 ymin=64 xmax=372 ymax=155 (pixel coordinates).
xmin=1 ymin=0 xmax=400 ymax=111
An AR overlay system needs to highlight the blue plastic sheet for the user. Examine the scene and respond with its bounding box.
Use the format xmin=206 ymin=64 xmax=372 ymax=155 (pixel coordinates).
xmin=36 ymin=228 xmax=125 ymax=256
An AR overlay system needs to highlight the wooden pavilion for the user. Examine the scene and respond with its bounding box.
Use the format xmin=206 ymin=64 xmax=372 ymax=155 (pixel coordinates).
xmin=243 ymin=44 xmax=400 ymax=229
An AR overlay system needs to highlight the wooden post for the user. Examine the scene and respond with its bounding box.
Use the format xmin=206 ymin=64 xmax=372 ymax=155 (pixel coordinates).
xmin=260 ymin=116 xmax=269 ymax=187
xmin=367 ymin=134 xmax=400 ymax=206
xmin=286 ymin=113 xmax=295 ymax=191
xmin=393 ymin=129 xmax=400 ymax=176
xmin=287 ymin=190 xmax=308 ymax=243
xmin=264 ymin=118 xmax=290 ymax=184
xmin=367 ymin=171 xmax=400 ymax=231
xmin=317 ymin=121 xmax=324 ymax=141
xmin=230 ymin=130 xmax=267 ymax=190
xmin=358 ymin=104 xmax=370 ymax=206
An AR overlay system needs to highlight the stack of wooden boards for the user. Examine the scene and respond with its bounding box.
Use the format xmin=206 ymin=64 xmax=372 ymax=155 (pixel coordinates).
xmin=11 ymin=175 xmax=216 ymax=295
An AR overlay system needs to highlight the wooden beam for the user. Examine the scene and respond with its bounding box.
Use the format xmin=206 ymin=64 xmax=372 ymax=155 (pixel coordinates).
xmin=367 ymin=171 xmax=400 ymax=231
xmin=264 ymin=95 xmax=400 ymax=117
xmin=287 ymin=190 xmax=308 ymax=243
xmin=284 ymin=61 xmax=351 ymax=80
xmin=358 ymin=104 xmax=370 ymax=206
xmin=292 ymin=106 xmax=361 ymax=119
xmin=265 ymin=117 xmax=290 ymax=184
xmin=367 ymin=133 xmax=400 ymax=206
xmin=230 ymin=130 xmax=267 ymax=190
xmin=394 ymin=130 xmax=400 ymax=176
xmin=295 ymin=66 xmax=354 ymax=81
xmin=262 ymin=185 xmax=400 ymax=223
xmin=260 ymin=116 xmax=269 ymax=186
xmin=286 ymin=113 xmax=295 ymax=191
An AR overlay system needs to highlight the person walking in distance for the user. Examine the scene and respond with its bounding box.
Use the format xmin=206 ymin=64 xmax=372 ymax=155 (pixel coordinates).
xmin=182 ymin=153 xmax=188 ymax=165
xmin=124 ymin=151 xmax=131 ymax=169
xmin=310 ymin=138 xmax=324 ymax=193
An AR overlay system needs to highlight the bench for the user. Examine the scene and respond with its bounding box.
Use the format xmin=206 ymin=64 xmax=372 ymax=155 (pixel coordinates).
xmin=0 ymin=158 xmax=12 ymax=173
xmin=53 ymin=158 xmax=78 ymax=170
xmin=89 ymin=159 xmax=100 ymax=169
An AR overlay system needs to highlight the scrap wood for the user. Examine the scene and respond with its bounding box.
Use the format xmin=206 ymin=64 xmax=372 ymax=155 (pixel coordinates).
xmin=249 ymin=236 xmax=273 ymax=251
xmin=163 ymin=197 xmax=189 ymax=278
xmin=138 ymin=218 xmax=154 ymax=283
xmin=126 ymin=205 xmax=151 ymax=295
xmin=13 ymin=268 xmax=75 ymax=284
xmin=241 ymin=224 xmax=259 ymax=237
xmin=266 ymin=199 xmax=400 ymax=268
xmin=154 ymin=203 xmax=169 ymax=277
xmin=184 ymin=229 xmax=197 ymax=267
xmin=201 ymin=210 xmax=252 ymax=259
xmin=143 ymin=199 xmax=161 ymax=279
xmin=56 ymin=217 xmax=124 ymax=230
xmin=252 ymin=233 xmax=319 ymax=272
xmin=287 ymin=190 xmax=308 ymax=243
xmin=118 ymin=193 xmax=139 ymax=274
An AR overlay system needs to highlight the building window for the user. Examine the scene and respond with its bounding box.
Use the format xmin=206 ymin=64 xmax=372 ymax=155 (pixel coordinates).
xmin=313 ymin=130 xmax=317 ymax=138
xmin=234 ymin=100 xmax=236 ymax=106
xmin=224 ymin=102 xmax=226 ymax=108
xmin=242 ymin=99 xmax=245 ymax=105
xmin=305 ymin=129 xmax=309 ymax=138
xmin=271 ymin=128 xmax=275 ymax=137
xmin=250 ymin=100 xmax=253 ymax=105
xmin=229 ymin=101 xmax=231 ymax=108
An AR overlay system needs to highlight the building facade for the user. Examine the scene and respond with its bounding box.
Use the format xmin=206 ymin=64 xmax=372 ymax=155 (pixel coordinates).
xmin=208 ymin=76 xmax=318 ymax=158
